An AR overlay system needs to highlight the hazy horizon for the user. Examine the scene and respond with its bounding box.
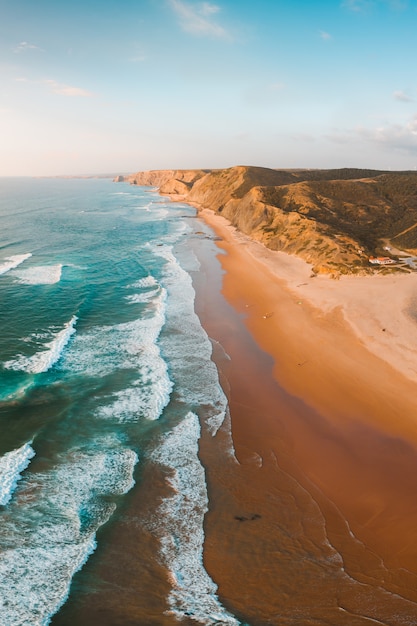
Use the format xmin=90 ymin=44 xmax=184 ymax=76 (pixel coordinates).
xmin=2 ymin=0 xmax=417 ymax=176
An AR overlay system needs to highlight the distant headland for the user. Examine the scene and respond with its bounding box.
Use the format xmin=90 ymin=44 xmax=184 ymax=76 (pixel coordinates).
xmin=116 ymin=166 xmax=417 ymax=276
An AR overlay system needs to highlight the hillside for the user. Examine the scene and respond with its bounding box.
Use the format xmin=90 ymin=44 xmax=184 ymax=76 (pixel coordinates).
xmin=116 ymin=166 xmax=417 ymax=275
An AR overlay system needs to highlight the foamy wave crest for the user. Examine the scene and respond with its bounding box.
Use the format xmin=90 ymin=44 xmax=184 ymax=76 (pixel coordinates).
xmin=0 ymin=443 xmax=35 ymax=506
xmin=150 ymin=413 xmax=239 ymax=625
xmin=131 ymin=275 xmax=158 ymax=289
xmin=125 ymin=290 xmax=159 ymax=304
xmin=4 ymin=316 xmax=77 ymax=374
xmin=65 ymin=292 xmax=166 ymax=376
xmin=13 ymin=264 xmax=63 ymax=285
xmin=126 ymin=289 xmax=159 ymax=304
xmin=0 ymin=253 xmax=32 ymax=276
xmin=64 ymin=291 xmax=172 ymax=421
xmin=154 ymin=244 xmax=228 ymax=436
xmin=98 ymin=342 xmax=172 ymax=422
xmin=0 ymin=439 xmax=137 ymax=625
xmin=126 ymin=276 xmax=160 ymax=303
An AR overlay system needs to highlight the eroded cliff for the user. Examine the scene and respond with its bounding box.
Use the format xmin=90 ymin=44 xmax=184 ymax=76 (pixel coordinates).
xmin=116 ymin=166 xmax=417 ymax=275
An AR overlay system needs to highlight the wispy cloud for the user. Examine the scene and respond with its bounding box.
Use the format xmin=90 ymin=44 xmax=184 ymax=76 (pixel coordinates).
xmin=43 ymin=80 xmax=93 ymax=97
xmin=13 ymin=41 xmax=43 ymax=53
xmin=357 ymin=115 xmax=417 ymax=153
xmin=325 ymin=115 xmax=417 ymax=153
xmin=319 ymin=30 xmax=332 ymax=40
xmin=168 ymin=0 xmax=231 ymax=39
xmin=15 ymin=76 xmax=93 ymax=97
xmin=393 ymin=90 xmax=413 ymax=102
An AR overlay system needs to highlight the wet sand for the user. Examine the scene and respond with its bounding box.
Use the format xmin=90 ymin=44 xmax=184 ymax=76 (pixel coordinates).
xmin=194 ymin=210 xmax=417 ymax=624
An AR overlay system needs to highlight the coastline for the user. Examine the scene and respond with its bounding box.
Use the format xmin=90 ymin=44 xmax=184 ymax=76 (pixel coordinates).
xmin=200 ymin=208 xmax=417 ymax=384
xmin=199 ymin=208 xmax=417 ymax=439
xmin=189 ymin=203 xmax=417 ymax=623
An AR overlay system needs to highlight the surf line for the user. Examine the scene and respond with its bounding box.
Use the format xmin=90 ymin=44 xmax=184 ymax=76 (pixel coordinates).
xmin=0 ymin=442 xmax=35 ymax=506
xmin=4 ymin=315 xmax=78 ymax=374
xmin=149 ymin=412 xmax=241 ymax=625
xmin=0 ymin=253 xmax=32 ymax=276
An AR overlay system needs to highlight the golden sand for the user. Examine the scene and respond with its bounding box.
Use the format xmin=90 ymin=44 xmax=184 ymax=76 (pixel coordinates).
xmin=196 ymin=208 xmax=417 ymax=625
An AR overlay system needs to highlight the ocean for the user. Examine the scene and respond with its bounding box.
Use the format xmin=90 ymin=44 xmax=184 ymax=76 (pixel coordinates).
xmin=0 ymin=177 xmax=243 ymax=625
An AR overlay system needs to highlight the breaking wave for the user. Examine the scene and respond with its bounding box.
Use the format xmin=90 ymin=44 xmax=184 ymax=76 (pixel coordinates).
xmin=0 ymin=439 xmax=138 ymax=626
xmin=63 ymin=289 xmax=172 ymax=421
xmin=150 ymin=413 xmax=239 ymax=625
xmin=154 ymin=243 xmax=228 ymax=436
xmin=0 ymin=442 xmax=35 ymax=506
xmin=13 ymin=264 xmax=63 ymax=285
xmin=4 ymin=316 xmax=77 ymax=374
xmin=0 ymin=253 xmax=32 ymax=276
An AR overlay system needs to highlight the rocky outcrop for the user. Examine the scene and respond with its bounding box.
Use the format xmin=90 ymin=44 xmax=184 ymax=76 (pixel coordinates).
xmin=159 ymin=178 xmax=192 ymax=196
xmin=121 ymin=169 xmax=208 ymax=189
xmin=116 ymin=165 xmax=417 ymax=275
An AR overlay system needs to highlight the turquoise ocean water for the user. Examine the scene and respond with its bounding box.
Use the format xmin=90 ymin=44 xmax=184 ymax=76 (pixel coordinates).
xmin=0 ymin=177 xmax=241 ymax=625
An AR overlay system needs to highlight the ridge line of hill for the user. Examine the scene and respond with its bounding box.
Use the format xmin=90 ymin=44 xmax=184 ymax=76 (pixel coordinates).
xmin=115 ymin=165 xmax=417 ymax=276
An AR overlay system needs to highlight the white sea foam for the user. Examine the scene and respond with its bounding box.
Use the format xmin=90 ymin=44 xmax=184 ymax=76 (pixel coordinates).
xmin=4 ymin=316 xmax=77 ymax=374
xmin=130 ymin=275 xmax=158 ymax=289
xmin=150 ymin=413 xmax=239 ymax=625
xmin=13 ymin=264 xmax=63 ymax=285
xmin=0 ymin=442 xmax=35 ymax=506
xmin=153 ymin=244 xmax=228 ymax=436
xmin=125 ymin=292 xmax=156 ymax=303
xmin=0 ymin=439 xmax=138 ymax=625
xmin=65 ymin=293 xmax=165 ymax=376
xmin=98 ymin=342 xmax=172 ymax=422
xmin=63 ymin=291 xmax=172 ymax=421
xmin=0 ymin=253 xmax=32 ymax=276
xmin=157 ymin=208 xmax=169 ymax=219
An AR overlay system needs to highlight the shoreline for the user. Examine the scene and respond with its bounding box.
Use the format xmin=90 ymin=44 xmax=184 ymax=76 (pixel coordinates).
xmin=198 ymin=208 xmax=417 ymax=441
xmin=199 ymin=207 xmax=417 ymax=384
xmin=189 ymin=202 xmax=417 ymax=623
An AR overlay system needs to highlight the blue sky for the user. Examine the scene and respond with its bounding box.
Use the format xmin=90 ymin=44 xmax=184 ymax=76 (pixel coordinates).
xmin=1 ymin=0 xmax=417 ymax=175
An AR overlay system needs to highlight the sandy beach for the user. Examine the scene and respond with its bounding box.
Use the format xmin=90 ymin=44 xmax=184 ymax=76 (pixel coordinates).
xmin=200 ymin=208 xmax=417 ymax=435
xmin=192 ymin=208 xmax=417 ymax=624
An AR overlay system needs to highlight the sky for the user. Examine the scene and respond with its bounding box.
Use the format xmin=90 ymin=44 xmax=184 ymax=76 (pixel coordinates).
xmin=1 ymin=0 xmax=417 ymax=175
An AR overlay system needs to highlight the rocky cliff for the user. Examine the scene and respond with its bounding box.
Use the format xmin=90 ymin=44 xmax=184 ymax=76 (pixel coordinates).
xmin=116 ymin=166 xmax=417 ymax=275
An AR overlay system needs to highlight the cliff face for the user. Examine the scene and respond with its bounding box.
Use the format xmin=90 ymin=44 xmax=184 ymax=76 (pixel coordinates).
xmin=116 ymin=166 xmax=417 ymax=275
xmin=121 ymin=169 xmax=208 ymax=188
